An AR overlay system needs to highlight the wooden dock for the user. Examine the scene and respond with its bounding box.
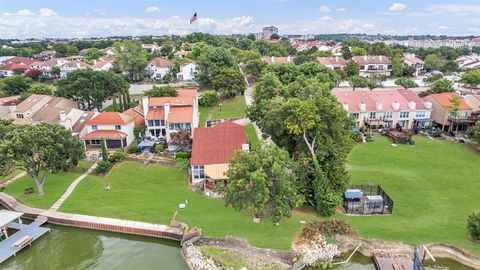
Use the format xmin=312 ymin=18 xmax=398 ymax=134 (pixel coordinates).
xmin=374 ymin=253 xmax=414 ymax=270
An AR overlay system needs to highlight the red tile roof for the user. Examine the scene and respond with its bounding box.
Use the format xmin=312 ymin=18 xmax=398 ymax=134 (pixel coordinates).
xmin=317 ymin=56 xmax=346 ymax=66
xmin=261 ymin=56 xmax=296 ymax=64
xmin=353 ymin=55 xmax=391 ymax=65
xmin=149 ymin=57 xmax=174 ymax=68
xmin=148 ymin=90 xmax=197 ymax=107
xmin=124 ymin=105 xmax=145 ymax=126
xmin=1 ymin=56 xmax=35 ymax=65
xmin=0 ymin=63 xmax=30 ymax=71
xmin=191 ymin=121 xmax=247 ymax=166
xmin=81 ymin=130 xmax=128 ymax=140
xmin=87 ymin=112 xmax=134 ymax=125
xmin=146 ymin=108 xmax=164 ymax=120
xmin=430 ymin=93 xmax=472 ymax=110
xmin=403 ymin=53 xmax=424 ymax=64
xmin=168 ymin=106 xmax=193 ymax=123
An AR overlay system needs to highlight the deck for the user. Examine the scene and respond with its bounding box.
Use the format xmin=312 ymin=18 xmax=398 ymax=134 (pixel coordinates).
xmin=374 ymin=253 xmax=414 ymax=270
xmin=0 ymin=217 xmax=50 ymax=263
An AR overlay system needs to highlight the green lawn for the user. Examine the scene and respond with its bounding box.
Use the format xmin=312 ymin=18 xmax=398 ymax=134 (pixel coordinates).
xmin=4 ymin=160 xmax=94 ymax=209
xmin=211 ymin=96 xmax=247 ymax=120
xmin=60 ymin=161 xmax=312 ymax=250
xmin=199 ymin=106 xmax=213 ymax=128
xmin=245 ymin=123 xmax=260 ymax=149
xmin=339 ymin=136 xmax=480 ymax=255
xmin=102 ymin=104 xmax=115 ymax=112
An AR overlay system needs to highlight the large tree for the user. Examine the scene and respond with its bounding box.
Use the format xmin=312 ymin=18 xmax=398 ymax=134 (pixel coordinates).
xmin=225 ymin=144 xmax=302 ymax=223
xmin=431 ymin=79 xmax=454 ymax=94
xmin=395 ymin=77 xmax=419 ymax=90
xmin=460 ymin=70 xmax=480 ymax=91
xmin=0 ymin=123 xmax=84 ymax=195
xmin=57 ymin=69 xmax=129 ymax=110
xmin=391 ymin=54 xmax=404 ymax=77
xmin=144 ymin=85 xmax=178 ymax=97
xmin=0 ymin=76 xmax=32 ymax=95
xmin=424 ymin=54 xmax=446 ymax=72
xmin=249 ymin=75 xmax=354 ymax=216
xmin=345 ymin=60 xmax=359 ymax=77
xmin=113 ymin=40 xmax=149 ymax=81
xmin=196 ymin=47 xmax=237 ymax=84
xmin=212 ymin=67 xmax=246 ymax=97
xmin=348 ymin=75 xmax=369 ymax=90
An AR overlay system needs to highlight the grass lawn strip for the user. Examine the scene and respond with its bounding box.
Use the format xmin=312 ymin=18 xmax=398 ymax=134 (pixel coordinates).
xmin=245 ymin=123 xmax=260 ymax=149
xmin=4 ymin=160 xmax=94 ymax=209
xmin=211 ymin=96 xmax=247 ymax=120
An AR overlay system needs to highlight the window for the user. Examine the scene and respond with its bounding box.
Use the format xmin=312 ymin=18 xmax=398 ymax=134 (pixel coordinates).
xmin=92 ymin=125 xmax=98 ymax=130
xmin=115 ymin=125 xmax=121 ymax=130
xmin=192 ymin=165 xmax=205 ymax=180
xmin=399 ymin=111 xmax=409 ymax=118
xmin=460 ymin=111 xmax=468 ymax=118
xmin=360 ymin=65 xmax=365 ymax=70
xmin=378 ymin=65 xmax=384 ymax=70
xmin=449 ymin=112 xmax=457 ymax=118
xmin=15 ymin=113 xmax=24 ymax=119
xmin=90 ymin=139 xmax=101 ymax=145
xmin=415 ymin=111 xmax=426 ymax=118
xmin=387 ymin=65 xmax=392 ymax=69
xmin=368 ymin=112 xmax=376 ymax=119
xmin=148 ymin=120 xmax=154 ymax=126
xmin=384 ymin=111 xmax=393 ymax=119
xmin=169 ymin=123 xmax=192 ymax=131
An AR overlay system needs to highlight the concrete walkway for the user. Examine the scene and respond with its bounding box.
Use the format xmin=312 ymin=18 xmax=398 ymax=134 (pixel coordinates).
xmin=49 ymin=163 xmax=97 ymax=211
xmin=2 ymin=171 xmax=27 ymax=186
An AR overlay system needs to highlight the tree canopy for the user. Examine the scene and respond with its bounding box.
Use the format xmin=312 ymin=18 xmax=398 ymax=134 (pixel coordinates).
xmin=460 ymin=70 xmax=480 ymax=90
xmin=431 ymin=79 xmax=454 ymax=94
xmin=143 ymin=85 xmax=178 ymax=97
xmin=113 ymin=40 xmax=149 ymax=81
xmin=0 ymin=123 xmax=84 ymax=195
xmin=57 ymin=69 xmax=129 ymax=110
xmin=225 ymin=144 xmax=302 ymax=223
xmin=212 ymin=67 xmax=246 ymax=97
xmin=0 ymin=76 xmax=33 ymax=96
xmin=395 ymin=77 xmax=419 ymax=90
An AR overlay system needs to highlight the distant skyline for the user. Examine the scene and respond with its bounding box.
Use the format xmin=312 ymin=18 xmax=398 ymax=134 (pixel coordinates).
xmin=0 ymin=0 xmax=479 ymax=39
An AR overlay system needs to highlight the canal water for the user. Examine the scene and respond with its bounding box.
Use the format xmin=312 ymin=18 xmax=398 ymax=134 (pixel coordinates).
xmin=0 ymin=224 xmax=474 ymax=270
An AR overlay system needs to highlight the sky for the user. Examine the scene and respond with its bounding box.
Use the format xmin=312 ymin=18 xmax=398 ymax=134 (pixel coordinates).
xmin=0 ymin=0 xmax=479 ymax=39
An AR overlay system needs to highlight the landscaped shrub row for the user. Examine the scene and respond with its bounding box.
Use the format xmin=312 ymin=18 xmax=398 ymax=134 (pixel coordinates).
xmin=95 ymin=149 xmax=126 ymax=175
xmin=468 ymin=211 xmax=480 ymax=241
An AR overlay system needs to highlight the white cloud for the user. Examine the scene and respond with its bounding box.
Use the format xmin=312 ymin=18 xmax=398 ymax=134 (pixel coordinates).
xmin=11 ymin=9 xmax=35 ymax=16
xmin=468 ymin=27 xmax=479 ymax=32
xmin=39 ymin=8 xmax=58 ymax=17
xmin=336 ymin=7 xmax=346 ymax=12
xmin=145 ymin=6 xmax=161 ymax=13
xmin=425 ymin=4 xmax=480 ymax=15
xmin=319 ymin=16 xmax=333 ymax=21
xmin=362 ymin=23 xmax=375 ymax=30
xmin=389 ymin=3 xmax=407 ymax=11
xmin=319 ymin=5 xmax=331 ymax=12
xmin=438 ymin=25 xmax=449 ymax=30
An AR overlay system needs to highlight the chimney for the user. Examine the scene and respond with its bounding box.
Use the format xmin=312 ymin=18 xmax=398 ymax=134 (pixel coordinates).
xmin=376 ymin=102 xmax=383 ymax=111
xmin=164 ymin=103 xmax=170 ymax=121
xmin=93 ymin=59 xmax=97 ymax=65
xmin=59 ymin=111 xmax=67 ymax=122
xmin=424 ymin=101 xmax=432 ymax=109
xmin=335 ymin=56 xmax=339 ymax=62
xmin=392 ymin=101 xmax=400 ymax=110
xmin=9 ymin=104 xmax=16 ymax=112
xmin=408 ymin=101 xmax=416 ymax=110
xmin=242 ymin=143 xmax=250 ymax=152
xmin=287 ymin=55 xmax=291 ymax=62
xmin=364 ymin=55 xmax=367 ymax=61
xmin=359 ymin=101 xmax=366 ymax=112
xmin=271 ymin=56 xmax=274 ymax=63
xmin=379 ymin=55 xmax=383 ymax=61
xmin=142 ymin=96 xmax=149 ymax=117
xmin=342 ymin=102 xmax=349 ymax=111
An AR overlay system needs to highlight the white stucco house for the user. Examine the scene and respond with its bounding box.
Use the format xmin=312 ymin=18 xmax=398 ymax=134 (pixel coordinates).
xmin=176 ymin=63 xmax=198 ymax=81
xmin=145 ymin=57 xmax=174 ymax=80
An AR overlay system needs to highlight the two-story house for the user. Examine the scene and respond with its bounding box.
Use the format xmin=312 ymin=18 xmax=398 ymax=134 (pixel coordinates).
xmin=333 ymin=88 xmax=432 ymax=130
xmin=30 ymin=58 xmax=67 ymax=78
xmin=403 ymin=53 xmax=425 ymax=76
xmin=145 ymin=57 xmax=174 ymax=80
xmin=81 ymin=112 xmax=136 ymax=149
xmin=423 ymin=93 xmax=475 ymax=133
xmin=142 ymin=89 xmax=199 ymax=142
xmin=261 ymin=55 xmax=296 ymax=64
xmin=317 ymin=56 xmax=346 ymax=70
xmin=352 ymin=55 xmax=392 ymax=78
xmin=176 ymin=63 xmax=198 ymax=81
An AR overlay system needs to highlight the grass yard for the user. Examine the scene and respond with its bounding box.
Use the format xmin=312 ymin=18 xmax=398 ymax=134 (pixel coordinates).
xmin=245 ymin=123 xmax=260 ymax=149
xmin=60 ymin=161 xmax=313 ymax=250
xmin=102 ymin=104 xmax=115 ymax=112
xmin=211 ymin=96 xmax=247 ymax=120
xmin=4 ymin=160 xmax=94 ymax=209
xmin=339 ymin=135 xmax=480 ymax=255
xmin=199 ymin=105 xmax=213 ymax=128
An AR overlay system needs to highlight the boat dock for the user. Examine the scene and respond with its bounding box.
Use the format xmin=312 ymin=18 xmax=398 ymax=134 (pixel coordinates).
xmin=0 ymin=210 xmax=50 ymax=263
xmin=374 ymin=253 xmax=414 ymax=270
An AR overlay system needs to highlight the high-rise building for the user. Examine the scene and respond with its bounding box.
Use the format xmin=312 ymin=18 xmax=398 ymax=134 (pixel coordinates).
xmin=262 ymin=26 xmax=278 ymax=39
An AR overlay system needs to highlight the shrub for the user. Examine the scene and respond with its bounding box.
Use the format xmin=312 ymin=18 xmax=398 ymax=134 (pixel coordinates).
xmin=176 ymin=152 xmax=191 ymax=160
xmin=299 ymin=220 xmax=355 ymax=241
xmin=127 ymin=141 xmax=138 ymax=154
xmin=108 ymin=149 xmax=125 ymax=163
xmin=95 ymin=160 xmax=112 ymax=175
xmin=199 ymin=91 xmax=219 ymax=107
xmin=176 ymin=158 xmax=190 ymax=169
xmin=467 ymin=211 xmax=480 ymax=241
xmin=155 ymin=144 xmax=164 ymax=153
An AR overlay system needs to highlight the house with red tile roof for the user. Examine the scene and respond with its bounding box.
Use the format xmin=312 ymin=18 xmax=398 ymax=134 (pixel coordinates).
xmin=403 ymin=53 xmax=425 ymax=75
xmin=332 ymin=88 xmax=433 ymax=130
xmin=141 ymin=89 xmax=198 ymax=142
xmin=423 ymin=93 xmax=475 ymax=132
xmin=352 ymin=55 xmax=392 ymax=78
xmin=176 ymin=62 xmax=198 ymax=81
xmin=190 ymin=121 xmax=248 ymax=187
xmin=261 ymin=55 xmax=296 ymax=64
xmin=81 ymin=112 xmax=136 ymax=149
xmin=0 ymin=63 xmax=30 ymax=77
xmin=145 ymin=57 xmax=174 ymax=80
xmin=1 ymin=56 xmax=36 ymax=66
xmin=317 ymin=56 xmax=346 ymax=70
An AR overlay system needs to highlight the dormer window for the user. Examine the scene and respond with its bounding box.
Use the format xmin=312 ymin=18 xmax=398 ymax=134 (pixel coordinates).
xmin=92 ymin=125 xmax=98 ymax=130
xmin=115 ymin=125 xmax=121 ymax=130
xmin=16 ymin=113 xmax=24 ymax=119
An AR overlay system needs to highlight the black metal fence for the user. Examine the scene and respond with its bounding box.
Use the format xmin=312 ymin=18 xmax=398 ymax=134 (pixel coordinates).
xmin=343 ymin=184 xmax=394 ymax=215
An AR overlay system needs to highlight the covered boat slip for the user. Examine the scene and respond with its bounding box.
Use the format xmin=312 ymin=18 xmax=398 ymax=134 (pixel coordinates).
xmin=0 ymin=210 xmax=50 ymax=264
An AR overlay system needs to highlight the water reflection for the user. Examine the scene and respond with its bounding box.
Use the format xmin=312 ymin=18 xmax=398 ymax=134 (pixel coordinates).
xmin=1 ymin=225 xmax=189 ymax=270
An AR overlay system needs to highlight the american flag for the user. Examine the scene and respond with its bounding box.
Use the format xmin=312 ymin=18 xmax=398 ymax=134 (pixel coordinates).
xmin=190 ymin=12 xmax=198 ymax=24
